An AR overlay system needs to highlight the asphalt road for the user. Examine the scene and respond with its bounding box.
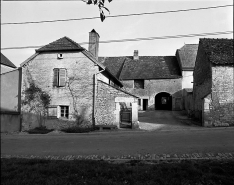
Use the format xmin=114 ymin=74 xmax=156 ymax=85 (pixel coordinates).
xmin=1 ymin=128 xmax=234 ymax=157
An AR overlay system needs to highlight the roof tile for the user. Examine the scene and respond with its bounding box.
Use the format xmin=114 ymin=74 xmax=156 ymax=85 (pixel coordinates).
xmin=100 ymin=56 xmax=182 ymax=80
xmin=200 ymin=38 xmax=233 ymax=65
xmin=36 ymin=36 xmax=84 ymax=52
xmin=176 ymin=44 xmax=198 ymax=69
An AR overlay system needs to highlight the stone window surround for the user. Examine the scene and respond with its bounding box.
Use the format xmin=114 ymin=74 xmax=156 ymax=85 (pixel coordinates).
xmin=47 ymin=105 xmax=69 ymax=119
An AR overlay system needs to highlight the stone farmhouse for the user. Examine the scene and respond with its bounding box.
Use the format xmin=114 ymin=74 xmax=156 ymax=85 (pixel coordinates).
xmin=20 ymin=29 xmax=138 ymax=131
xmin=193 ymin=38 xmax=234 ymax=127
xmin=99 ymin=45 xmax=198 ymax=111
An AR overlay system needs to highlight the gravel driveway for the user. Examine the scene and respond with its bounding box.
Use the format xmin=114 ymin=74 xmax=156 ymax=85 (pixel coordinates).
xmin=138 ymin=110 xmax=201 ymax=131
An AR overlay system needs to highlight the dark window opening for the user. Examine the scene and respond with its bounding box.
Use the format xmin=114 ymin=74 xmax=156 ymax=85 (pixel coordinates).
xmin=138 ymin=99 xmax=141 ymax=106
xmin=143 ymin=99 xmax=148 ymax=110
xmin=60 ymin=106 xmax=69 ymax=119
xmin=134 ymin=79 xmax=144 ymax=89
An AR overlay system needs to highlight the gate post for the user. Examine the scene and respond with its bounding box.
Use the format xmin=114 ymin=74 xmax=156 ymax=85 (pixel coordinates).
xmin=131 ymin=102 xmax=139 ymax=129
xmin=114 ymin=102 xmax=121 ymax=128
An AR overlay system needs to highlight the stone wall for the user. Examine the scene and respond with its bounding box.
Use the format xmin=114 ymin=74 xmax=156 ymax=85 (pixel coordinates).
xmin=1 ymin=68 xmax=22 ymax=132
xmin=121 ymin=78 xmax=182 ymax=110
xmin=184 ymin=91 xmax=193 ymax=117
xmin=193 ymin=44 xmax=212 ymax=123
xmin=203 ymin=66 xmax=234 ymax=127
xmin=96 ymin=80 xmax=137 ymax=126
xmin=182 ymin=71 xmax=193 ymax=89
xmin=21 ymin=51 xmax=102 ymax=130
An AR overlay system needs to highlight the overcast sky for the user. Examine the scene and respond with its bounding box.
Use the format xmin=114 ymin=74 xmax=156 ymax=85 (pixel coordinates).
xmin=1 ymin=0 xmax=233 ymax=67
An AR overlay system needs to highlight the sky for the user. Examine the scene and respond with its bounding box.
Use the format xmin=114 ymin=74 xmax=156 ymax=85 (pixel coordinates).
xmin=1 ymin=0 xmax=233 ymax=67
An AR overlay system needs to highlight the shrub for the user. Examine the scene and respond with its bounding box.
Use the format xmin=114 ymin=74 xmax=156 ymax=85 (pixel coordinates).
xmin=27 ymin=126 xmax=54 ymax=134
xmin=61 ymin=126 xmax=96 ymax=133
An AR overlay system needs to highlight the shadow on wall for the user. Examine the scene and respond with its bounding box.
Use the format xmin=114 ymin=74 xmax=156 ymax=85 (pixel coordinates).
xmin=172 ymin=90 xmax=183 ymax=111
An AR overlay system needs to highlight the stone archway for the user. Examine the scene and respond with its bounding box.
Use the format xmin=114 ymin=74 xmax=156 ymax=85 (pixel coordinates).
xmin=155 ymin=92 xmax=172 ymax=110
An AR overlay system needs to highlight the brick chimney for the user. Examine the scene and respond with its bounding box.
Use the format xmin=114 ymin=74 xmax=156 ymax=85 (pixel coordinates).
xmin=88 ymin=29 xmax=100 ymax=60
xmin=133 ymin=50 xmax=139 ymax=60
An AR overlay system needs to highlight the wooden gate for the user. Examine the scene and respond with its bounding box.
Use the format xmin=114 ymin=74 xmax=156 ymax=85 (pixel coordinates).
xmin=120 ymin=110 xmax=132 ymax=128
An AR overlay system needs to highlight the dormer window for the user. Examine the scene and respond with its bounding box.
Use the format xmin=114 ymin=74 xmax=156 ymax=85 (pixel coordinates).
xmin=57 ymin=53 xmax=63 ymax=59
xmin=134 ymin=79 xmax=144 ymax=89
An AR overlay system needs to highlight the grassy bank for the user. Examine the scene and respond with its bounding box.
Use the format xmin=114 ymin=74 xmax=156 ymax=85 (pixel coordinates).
xmin=1 ymin=158 xmax=234 ymax=185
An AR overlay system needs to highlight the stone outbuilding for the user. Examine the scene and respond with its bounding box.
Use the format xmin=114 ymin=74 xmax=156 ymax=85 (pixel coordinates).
xmin=1 ymin=53 xmax=17 ymax=74
xmin=99 ymin=51 xmax=183 ymax=111
xmin=1 ymin=53 xmax=22 ymax=132
xmin=193 ymin=38 xmax=234 ymax=126
xmin=20 ymin=30 xmax=138 ymax=130
xmin=176 ymin=44 xmax=198 ymax=110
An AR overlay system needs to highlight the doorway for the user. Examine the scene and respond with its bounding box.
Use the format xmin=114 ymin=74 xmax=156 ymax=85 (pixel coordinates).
xmin=143 ymin=99 xmax=148 ymax=110
xmin=155 ymin=92 xmax=172 ymax=110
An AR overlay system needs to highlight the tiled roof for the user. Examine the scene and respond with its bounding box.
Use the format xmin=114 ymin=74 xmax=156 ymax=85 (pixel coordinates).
xmin=176 ymin=44 xmax=198 ymax=70
xmin=84 ymin=52 xmax=123 ymax=87
xmin=100 ymin=56 xmax=182 ymax=80
xmin=1 ymin=53 xmax=17 ymax=68
xmin=99 ymin=57 xmax=126 ymax=79
xmin=36 ymin=36 xmax=84 ymax=52
xmin=120 ymin=56 xmax=181 ymax=80
xmin=200 ymin=38 xmax=233 ymax=65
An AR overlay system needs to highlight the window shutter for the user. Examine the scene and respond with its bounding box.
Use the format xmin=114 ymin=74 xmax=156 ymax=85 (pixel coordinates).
xmin=48 ymin=107 xmax=57 ymax=117
xmin=53 ymin=68 xmax=59 ymax=86
xmin=59 ymin=69 xmax=66 ymax=87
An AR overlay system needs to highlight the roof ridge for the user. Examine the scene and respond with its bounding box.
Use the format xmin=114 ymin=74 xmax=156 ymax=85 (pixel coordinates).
xmin=117 ymin=57 xmax=128 ymax=80
xmin=36 ymin=36 xmax=84 ymax=52
xmin=63 ymin=36 xmax=84 ymax=49
xmin=36 ymin=36 xmax=67 ymax=51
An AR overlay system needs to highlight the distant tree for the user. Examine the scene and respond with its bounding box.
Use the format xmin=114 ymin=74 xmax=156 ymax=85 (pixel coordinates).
xmin=82 ymin=0 xmax=112 ymax=21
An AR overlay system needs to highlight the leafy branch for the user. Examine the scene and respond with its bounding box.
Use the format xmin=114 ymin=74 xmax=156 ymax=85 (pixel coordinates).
xmin=82 ymin=0 xmax=112 ymax=21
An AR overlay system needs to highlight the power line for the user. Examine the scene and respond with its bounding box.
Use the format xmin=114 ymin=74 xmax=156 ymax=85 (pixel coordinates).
xmin=1 ymin=4 xmax=233 ymax=25
xmin=1 ymin=31 xmax=233 ymax=50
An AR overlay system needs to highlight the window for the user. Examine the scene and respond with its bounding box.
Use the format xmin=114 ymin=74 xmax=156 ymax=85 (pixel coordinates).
xmin=60 ymin=106 xmax=69 ymax=119
xmin=53 ymin=68 xmax=66 ymax=87
xmin=134 ymin=79 xmax=144 ymax=89
xmin=47 ymin=106 xmax=57 ymax=119
xmin=138 ymin=99 xmax=141 ymax=106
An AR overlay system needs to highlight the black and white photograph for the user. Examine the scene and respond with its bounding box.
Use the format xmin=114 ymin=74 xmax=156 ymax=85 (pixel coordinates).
xmin=1 ymin=0 xmax=233 ymax=184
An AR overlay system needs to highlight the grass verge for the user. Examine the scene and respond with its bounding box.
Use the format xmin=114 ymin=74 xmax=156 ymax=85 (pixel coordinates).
xmin=1 ymin=158 xmax=234 ymax=185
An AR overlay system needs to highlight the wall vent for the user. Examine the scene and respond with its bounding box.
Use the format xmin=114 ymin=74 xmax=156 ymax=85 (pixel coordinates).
xmin=57 ymin=54 xmax=63 ymax=59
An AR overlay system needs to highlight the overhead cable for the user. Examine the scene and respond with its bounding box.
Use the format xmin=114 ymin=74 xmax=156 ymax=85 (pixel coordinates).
xmin=1 ymin=4 xmax=233 ymax=25
xmin=1 ymin=31 xmax=233 ymax=50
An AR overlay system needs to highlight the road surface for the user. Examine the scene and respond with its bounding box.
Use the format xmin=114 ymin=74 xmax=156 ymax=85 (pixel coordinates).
xmin=1 ymin=128 xmax=234 ymax=157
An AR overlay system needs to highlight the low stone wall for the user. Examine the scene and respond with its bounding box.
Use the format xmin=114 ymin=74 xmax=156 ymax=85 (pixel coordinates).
xmin=203 ymin=94 xmax=234 ymax=127
xmin=44 ymin=118 xmax=77 ymax=130
xmin=1 ymin=112 xmax=21 ymax=132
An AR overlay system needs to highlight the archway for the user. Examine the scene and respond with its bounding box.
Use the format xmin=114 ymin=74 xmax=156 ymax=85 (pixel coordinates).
xmin=155 ymin=92 xmax=172 ymax=110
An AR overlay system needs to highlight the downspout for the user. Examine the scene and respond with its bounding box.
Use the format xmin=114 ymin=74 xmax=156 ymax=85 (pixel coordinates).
xmin=93 ymin=69 xmax=105 ymax=127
